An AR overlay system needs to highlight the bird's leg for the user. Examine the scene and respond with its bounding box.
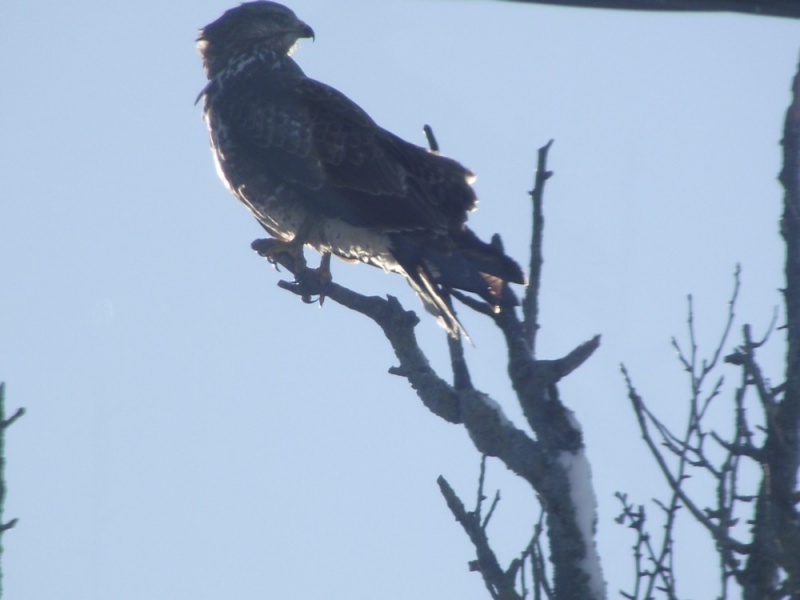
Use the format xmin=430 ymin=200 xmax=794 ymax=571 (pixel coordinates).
xmin=251 ymin=219 xmax=332 ymax=304
xmin=295 ymin=251 xmax=333 ymax=304
xmin=251 ymin=216 xmax=320 ymax=273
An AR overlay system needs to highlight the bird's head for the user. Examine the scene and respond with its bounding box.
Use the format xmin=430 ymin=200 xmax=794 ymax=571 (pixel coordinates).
xmin=198 ymin=2 xmax=314 ymax=76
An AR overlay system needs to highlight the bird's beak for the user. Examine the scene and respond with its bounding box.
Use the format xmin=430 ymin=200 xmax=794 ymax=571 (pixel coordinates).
xmin=297 ymin=21 xmax=315 ymax=41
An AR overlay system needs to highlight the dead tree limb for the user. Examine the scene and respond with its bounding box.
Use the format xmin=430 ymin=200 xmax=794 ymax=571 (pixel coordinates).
xmin=523 ymin=139 xmax=553 ymax=354
xmin=265 ymin=141 xmax=604 ymax=599
xmin=494 ymin=0 xmax=800 ymax=19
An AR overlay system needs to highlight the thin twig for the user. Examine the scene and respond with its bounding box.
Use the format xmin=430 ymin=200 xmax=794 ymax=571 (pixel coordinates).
xmin=423 ymin=124 xmax=440 ymax=154
xmin=703 ymin=265 xmax=741 ymax=376
xmin=522 ymin=140 xmax=554 ymax=354
xmin=446 ymin=298 xmax=474 ymax=390
xmin=476 ymin=454 xmax=488 ymax=516
xmin=482 ymin=491 xmax=502 ymax=530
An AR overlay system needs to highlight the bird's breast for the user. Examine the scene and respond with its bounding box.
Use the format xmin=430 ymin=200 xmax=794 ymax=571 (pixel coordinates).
xmin=312 ymin=219 xmax=398 ymax=272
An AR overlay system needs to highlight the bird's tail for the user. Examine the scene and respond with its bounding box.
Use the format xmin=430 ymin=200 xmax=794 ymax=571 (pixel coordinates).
xmin=391 ymin=227 xmax=526 ymax=339
xmin=402 ymin=263 xmax=467 ymax=339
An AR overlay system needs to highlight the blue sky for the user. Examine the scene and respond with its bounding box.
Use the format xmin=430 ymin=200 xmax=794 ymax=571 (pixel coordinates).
xmin=2 ymin=1 xmax=798 ymax=598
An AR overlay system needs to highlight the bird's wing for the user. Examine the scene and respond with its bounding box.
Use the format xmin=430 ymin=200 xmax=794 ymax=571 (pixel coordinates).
xmin=217 ymin=74 xmax=476 ymax=231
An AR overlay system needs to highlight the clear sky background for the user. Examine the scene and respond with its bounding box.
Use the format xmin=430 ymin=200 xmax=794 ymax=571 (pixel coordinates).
xmin=2 ymin=1 xmax=798 ymax=598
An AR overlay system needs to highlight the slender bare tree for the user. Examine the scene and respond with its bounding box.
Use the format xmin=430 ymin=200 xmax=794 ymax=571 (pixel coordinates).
xmin=614 ymin=58 xmax=800 ymax=600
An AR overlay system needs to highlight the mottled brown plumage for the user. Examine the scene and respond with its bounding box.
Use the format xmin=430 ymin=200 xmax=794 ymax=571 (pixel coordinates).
xmin=197 ymin=1 xmax=524 ymax=337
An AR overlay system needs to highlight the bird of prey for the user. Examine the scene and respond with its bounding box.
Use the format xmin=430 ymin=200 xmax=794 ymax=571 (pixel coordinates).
xmin=197 ymin=1 xmax=525 ymax=337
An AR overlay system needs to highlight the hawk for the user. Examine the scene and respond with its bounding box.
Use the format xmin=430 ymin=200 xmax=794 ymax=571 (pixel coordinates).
xmin=197 ymin=1 xmax=525 ymax=337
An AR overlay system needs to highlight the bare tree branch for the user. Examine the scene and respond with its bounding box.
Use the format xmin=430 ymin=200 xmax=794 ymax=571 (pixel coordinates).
xmin=621 ymin=366 xmax=750 ymax=557
xmin=438 ymin=475 xmax=521 ymax=600
xmin=494 ymin=0 xmax=800 ymax=19
xmin=277 ymin=275 xmax=553 ymax=482
xmin=447 ymin=302 xmax=475 ymax=391
xmin=523 ymin=139 xmax=553 ymax=354
xmin=615 ymin=492 xmax=679 ymax=599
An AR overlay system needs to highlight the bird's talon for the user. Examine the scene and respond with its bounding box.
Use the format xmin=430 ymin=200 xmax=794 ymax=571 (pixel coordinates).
xmin=252 ymin=237 xmax=307 ymax=272
xmin=293 ymin=254 xmax=332 ymax=305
